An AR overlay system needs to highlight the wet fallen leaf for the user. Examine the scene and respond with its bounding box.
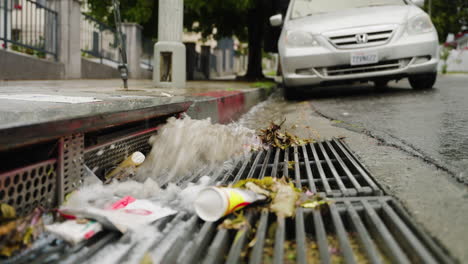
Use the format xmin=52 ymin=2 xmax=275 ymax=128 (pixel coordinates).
xmin=287 ymin=161 xmax=296 ymax=170
xmin=22 ymin=227 xmax=34 ymax=245
xmin=233 ymin=177 xmax=301 ymax=218
xmin=219 ymin=212 xmax=249 ymax=230
xmin=248 ymin=237 xmax=257 ymax=248
xmin=258 ymin=121 xmax=314 ymax=149
xmin=140 ymin=253 xmax=153 ymax=264
xmin=0 ymin=208 xmax=44 ymax=257
xmin=270 ymin=179 xmax=299 ymax=218
xmin=0 ymin=203 xmax=16 ymax=220
xmin=301 ymin=200 xmax=328 ymax=209
xmin=298 ymin=193 xmax=331 ymax=210
xmin=0 ymin=244 xmax=21 ymax=257
xmin=233 ymin=177 xmax=275 ymax=190
xmin=0 ymin=221 xmax=17 ymax=236
xmin=245 ymin=182 xmax=270 ymax=197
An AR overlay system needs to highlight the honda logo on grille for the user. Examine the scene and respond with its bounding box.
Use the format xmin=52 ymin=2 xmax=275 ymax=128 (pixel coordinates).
xmin=356 ymin=33 xmax=369 ymax=44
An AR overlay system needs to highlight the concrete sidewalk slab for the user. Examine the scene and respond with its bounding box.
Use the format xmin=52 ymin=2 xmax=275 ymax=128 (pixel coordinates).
xmin=0 ymin=79 xmax=275 ymax=151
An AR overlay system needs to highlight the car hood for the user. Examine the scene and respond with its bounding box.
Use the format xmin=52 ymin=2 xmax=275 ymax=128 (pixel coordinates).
xmin=285 ymin=5 xmax=422 ymax=34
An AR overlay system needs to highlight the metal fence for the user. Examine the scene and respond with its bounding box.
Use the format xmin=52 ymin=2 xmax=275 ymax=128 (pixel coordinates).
xmin=81 ymin=12 xmax=122 ymax=65
xmin=0 ymin=0 xmax=58 ymax=60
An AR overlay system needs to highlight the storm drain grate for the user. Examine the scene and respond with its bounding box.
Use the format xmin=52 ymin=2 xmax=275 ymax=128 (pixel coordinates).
xmin=82 ymin=140 xmax=453 ymax=263
xmin=13 ymin=139 xmax=454 ymax=263
xmin=223 ymin=138 xmax=382 ymax=197
xmin=119 ymin=197 xmax=454 ymax=264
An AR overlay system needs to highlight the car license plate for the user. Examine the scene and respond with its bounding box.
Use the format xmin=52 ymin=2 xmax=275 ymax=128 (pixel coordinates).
xmin=350 ymin=52 xmax=379 ymax=66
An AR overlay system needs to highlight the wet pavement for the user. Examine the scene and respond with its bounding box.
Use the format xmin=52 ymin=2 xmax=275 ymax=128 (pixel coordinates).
xmin=300 ymin=74 xmax=468 ymax=183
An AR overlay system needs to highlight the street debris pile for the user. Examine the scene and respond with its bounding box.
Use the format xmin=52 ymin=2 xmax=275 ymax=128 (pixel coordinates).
xmin=195 ymin=177 xmax=331 ymax=223
xmin=0 ymin=205 xmax=44 ymax=258
xmin=1 ymin=116 xmax=324 ymax=262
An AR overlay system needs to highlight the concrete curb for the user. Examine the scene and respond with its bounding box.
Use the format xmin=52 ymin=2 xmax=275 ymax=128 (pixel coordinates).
xmin=186 ymin=86 xmax=274 ymax=124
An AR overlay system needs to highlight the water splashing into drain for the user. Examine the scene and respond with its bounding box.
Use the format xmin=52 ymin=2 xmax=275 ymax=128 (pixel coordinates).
xmin=136 ymin=115 xmax=262 ymax=185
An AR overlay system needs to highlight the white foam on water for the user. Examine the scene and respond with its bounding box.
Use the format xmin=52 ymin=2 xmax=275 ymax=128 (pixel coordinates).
xmin=136 ymin=115 xmax=262 ymax=185
xmin=65 ymin=178 xmax=161 ymax=210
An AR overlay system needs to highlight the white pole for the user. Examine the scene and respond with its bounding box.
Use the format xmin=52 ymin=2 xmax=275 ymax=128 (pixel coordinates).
xmin=153 ymin=0 xmax=186 ymax=88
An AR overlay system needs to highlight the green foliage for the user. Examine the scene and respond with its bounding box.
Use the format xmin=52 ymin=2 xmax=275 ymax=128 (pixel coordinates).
xmin=184 ymin=0 xmax=252 ymax=41
xmin=440 ymin=46 xmax=453 ymax=74
xmin=426 ymin=0 xmax=467 ymax=41
xmin=85 ymin=0 xmax=155 ymax=27
xmin=251 ymin=81 xmax=276 ymax=91
xmin=440 ymin=46 xmax=453 ymax=61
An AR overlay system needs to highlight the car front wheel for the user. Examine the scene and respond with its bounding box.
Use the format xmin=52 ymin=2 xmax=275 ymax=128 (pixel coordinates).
xmin=409 ymin=73 xmax=437 ymax=90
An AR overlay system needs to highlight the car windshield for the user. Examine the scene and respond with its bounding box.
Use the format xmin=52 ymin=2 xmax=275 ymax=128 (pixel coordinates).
xmin=291 ymin=0 xmax=407 ymax=19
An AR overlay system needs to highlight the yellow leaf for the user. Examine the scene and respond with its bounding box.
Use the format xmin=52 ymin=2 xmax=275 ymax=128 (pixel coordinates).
xmin=140 ymin=253 xmax=153 ymax=264
xmin=0 ymin=221 xmax=16 ymax=236
xmin=0 ymin=203 xmax=16 ymax=220
xmin=23 ymin=227 xmax=34 ymax=245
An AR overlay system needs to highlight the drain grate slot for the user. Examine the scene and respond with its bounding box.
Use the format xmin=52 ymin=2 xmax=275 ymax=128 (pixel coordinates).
xmin=228 ymin=139 xmax=382 ymax=197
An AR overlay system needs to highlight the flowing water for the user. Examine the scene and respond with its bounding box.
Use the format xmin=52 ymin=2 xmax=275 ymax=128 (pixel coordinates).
xmin=136 ymin=115 xmax=262 ymax=185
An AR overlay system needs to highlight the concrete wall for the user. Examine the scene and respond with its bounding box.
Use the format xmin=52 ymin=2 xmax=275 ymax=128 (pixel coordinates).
xmin=0 ymin=49 xmax=64 ymax=80
xmin=0 ymin=49 xmax=150 ymax=80
xmin=446 ymin=50 xmax=468 ymax=72
xmin=122 ymin=23 xmax=145 ymax=79
xmin=81 ymin=58 xmax=120 ymax=79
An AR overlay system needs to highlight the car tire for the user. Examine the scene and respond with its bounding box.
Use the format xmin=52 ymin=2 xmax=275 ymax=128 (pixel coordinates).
xmin=374 ymin=80 xmax=388 ymax=90
xmin=409 ymin=73 xmax=437 ymax=90
xmin=283 ymin=86 xmax=301 ymax=101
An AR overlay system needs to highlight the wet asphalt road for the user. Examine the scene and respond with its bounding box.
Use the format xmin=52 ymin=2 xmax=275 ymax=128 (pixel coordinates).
xmin=299 ymin=74 xmax=468 ymax=183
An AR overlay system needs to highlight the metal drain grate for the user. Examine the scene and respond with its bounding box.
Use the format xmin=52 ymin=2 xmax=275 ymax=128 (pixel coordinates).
xmin=61 ymin=134 xmax=85 ymax=196
xmin=11 ymin=139 xmax=453 ymax=263
xmin=84 ymin=127 xmax=158 ymax=174
xmin=81 ymin=140 xmax=453 ymax=263
xmin=0 ymin=159 xmax=57 ymax=216
xmin=115 ymin=197 xmax=454 ymax=264
xmin=223 ymin=139 xmax=382 ymax=197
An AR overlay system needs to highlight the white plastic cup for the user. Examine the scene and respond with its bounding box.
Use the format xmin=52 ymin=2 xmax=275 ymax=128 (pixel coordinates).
xmin=194 ymin=187 xmax=266 ymax=222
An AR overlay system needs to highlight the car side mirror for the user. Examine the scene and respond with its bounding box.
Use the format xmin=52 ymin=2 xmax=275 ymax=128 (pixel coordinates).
xmin=412 ymin=0 xmax=425 ymax=8
xmin=270 ymin=14 xmax=283 ymax=27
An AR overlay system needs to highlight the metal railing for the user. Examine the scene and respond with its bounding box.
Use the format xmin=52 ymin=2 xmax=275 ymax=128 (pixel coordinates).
xmin=0 ymin=0 xmax=58 ymax=60
xmin=81 ymin=12 xmax=122 ymax=65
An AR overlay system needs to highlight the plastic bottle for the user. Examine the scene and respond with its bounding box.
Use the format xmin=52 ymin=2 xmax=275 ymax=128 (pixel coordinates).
xmin=105 ymin=152 xmax=145 ymax=181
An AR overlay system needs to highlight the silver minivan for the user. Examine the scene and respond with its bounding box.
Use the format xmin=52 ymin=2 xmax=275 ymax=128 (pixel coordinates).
xmin=270 ymin=0 xmax=439 ymax=98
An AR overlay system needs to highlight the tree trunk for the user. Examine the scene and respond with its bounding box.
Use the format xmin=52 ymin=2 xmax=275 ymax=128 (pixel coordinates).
xmin=244 ymin=0 xmax=265 ymax=80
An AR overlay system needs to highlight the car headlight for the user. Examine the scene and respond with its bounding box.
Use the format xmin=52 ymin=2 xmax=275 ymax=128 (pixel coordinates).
xmin=285 ymin=31 xmax=320 ymax=47
xmin=407 ymin=14 xmax=435 ymax=35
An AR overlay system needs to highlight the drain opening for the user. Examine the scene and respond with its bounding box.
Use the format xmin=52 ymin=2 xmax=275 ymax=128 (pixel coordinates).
xmin=223 ymin=139 xmax=382 ymax=197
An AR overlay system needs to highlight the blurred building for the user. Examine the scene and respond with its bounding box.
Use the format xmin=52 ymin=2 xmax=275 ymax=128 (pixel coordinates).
xmin=441 ymin=29 xmax=468 ymax=72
